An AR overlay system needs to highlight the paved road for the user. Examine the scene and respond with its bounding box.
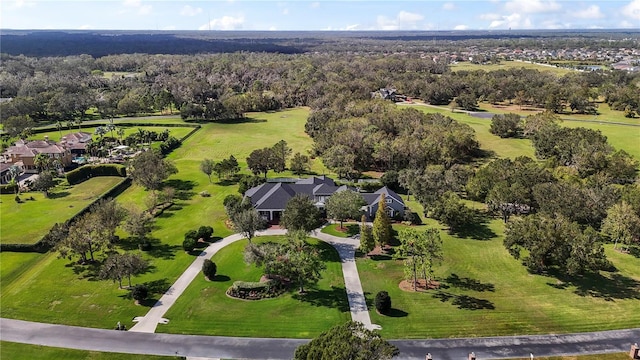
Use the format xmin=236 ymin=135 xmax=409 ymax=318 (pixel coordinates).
xmin=3 ymin=318 xmax=638 ymax=359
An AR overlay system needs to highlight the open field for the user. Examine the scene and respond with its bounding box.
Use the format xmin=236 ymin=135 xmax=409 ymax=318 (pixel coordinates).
xmin=358 ymin=221 xmax=640 ymax=339
xmin=450 ymin=60 xmax=574 ymax=76
xmin=32 ymin=126 xmax=194 ymax=143
xmin=321 ymin=223 xmax=359 ymax=238
xmin=2 ymin=107 xmax=639 ymax=340
xmin=159 ymin=236 xmax=351 ymax=338
xmin=0 ymin=341 xmax=179 ymax=360
xmin=0 ymin=177 xmax=124 ymax=244
xmin=562 ymin=120 xmax=640 ymax=160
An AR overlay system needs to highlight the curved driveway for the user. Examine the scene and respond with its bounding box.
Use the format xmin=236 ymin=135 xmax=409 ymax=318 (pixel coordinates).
xmin=2 ymin=228 xmax=639 ymax=359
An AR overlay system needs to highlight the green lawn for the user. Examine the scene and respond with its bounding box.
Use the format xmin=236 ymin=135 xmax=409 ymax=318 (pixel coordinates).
xmin=1 ymin=177 xmax=125 ymax=244
xmin=32 ymin=126 xmax=194 ymax=143
xmin=358 ymin=220 xmax=640 ymax=339
xmin=159 ymin=236 xmax=351 ymax=338
xmin=321 ymin=223 xmax=360 ymax=238
xmin=0 ymin=341 xmax=179 ymax=360
xmin=562 ymin=120 xmax=640 ymax=160
xmin=450 ymin=60 xmax=574 ymax=76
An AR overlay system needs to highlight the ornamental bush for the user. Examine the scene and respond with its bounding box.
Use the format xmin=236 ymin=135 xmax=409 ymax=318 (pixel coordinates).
xmin=202 ymin=259 xmax=217 ymax=280
xmin=196 ymin=226 xmax=214 ymax=241
xmin=375 ymin=291 xmax=392 ymax=314
xmin=182 ymin=237 xmax=196 ymax=252
xmin=131 ymin=284 xmax=148 ymax=303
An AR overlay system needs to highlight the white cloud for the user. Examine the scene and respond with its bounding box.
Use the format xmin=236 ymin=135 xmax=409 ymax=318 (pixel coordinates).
xmin=163 ymin=25 xmax=177 ymax=30
xmin=540 ymin=19 xmax=567 ymax=29
xmin=199 ymin=15 xmax=245 ymax=30
xmin=454 ymin=25 xmax=468 ymax=30
xmin=479 ymin=13 xmax=501 ymax=21
xmin=572 ymin=5 xmax=604 ymax=19
xmin=9 ymin=0 xmax=36 ymax=9
xmin=282 ymin=8 xmax=289 ymax=15
xmin=323 ymin=24 xmax=361 ymax=31
xmin=442 ymin=2 xmax=455 ymax=11
xmin=376 ymin=10 xmax=425 ymax=30
xmin=79 ymin=24 xmax=92 ymax=30
xmin=489 ymin=13 xmax=533 ymax=29
xmin=622 ymin=0 xmax=640 ymax=20
xmin=180 ymin=5 xmax=202 ymax=17
xmin=310 ymin=2 xmax=320 ymax=9
xmin=397 ymin=10 xmax=424 ymax=23
xmin=504 ymin=0 xmax=561 ymax=14
xmin=619 ymin=20 xmax=637 ymax=28
xmin=269 ymin=26 xmax=277 ymax=31
xmin=122 ymin=0 xmax=152 ymax=15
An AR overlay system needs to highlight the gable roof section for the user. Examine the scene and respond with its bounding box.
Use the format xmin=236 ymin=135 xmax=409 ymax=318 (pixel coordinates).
xmin=254 ymin=183 xmax=298 ymax=210
xmin=375 ymin=186 xmax=404 ymax=205
xmin=361 ymin=193 xmax=381 ymax=206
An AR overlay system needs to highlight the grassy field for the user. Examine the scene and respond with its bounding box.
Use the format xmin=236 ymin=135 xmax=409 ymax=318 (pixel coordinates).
xmin=32 ymin=126 xmax=194 ymax=143
xmin=562 ymin=120 xmax=640 ymax=160
xmin=0 ymin=342 xmax=179 ymax=360
xmin=0 ymin=177 xmax=124 ymax=244
xmin=321 ymin=223 xmax=359 ymax=238
xmin=2 ymin=106 xmax=638 ymax=339
xmin=159 ymin=236 xmax=351 ymax=338
xmin=450 ymin=60 xmax=573 ymax=76
xmin=358 ymin=220 xmax=640 ymax=339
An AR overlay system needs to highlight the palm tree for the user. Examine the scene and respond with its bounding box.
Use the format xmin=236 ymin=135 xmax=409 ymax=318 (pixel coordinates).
xmin=117 ymin=128 xmax=125 ymax=143
xmin=94 ymin=126 xmax=107 ymax=139
xmin=56 ymin=121 xmax=63 ymax=140
xmin=34 ymin=153 xmax=52 ymax=173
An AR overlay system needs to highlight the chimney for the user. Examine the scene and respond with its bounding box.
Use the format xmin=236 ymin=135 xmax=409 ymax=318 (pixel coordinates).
xmin=44 ymin=136 xmax=49 ymax=142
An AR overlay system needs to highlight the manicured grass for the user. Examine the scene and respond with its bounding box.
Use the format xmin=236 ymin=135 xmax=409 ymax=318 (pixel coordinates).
xmin=450 ymin=60 xmax=573 ymax=76
xmin=0 ymin=341 xmax=179 ymax=360
xmin=562 ymin=120 xmax=640 ymax=160
xmin=159 ymin=236 xmax=351 ymax=338
xmin=410 ymin=105 xmax=536 ymax=160
xmin=358 ymin=220 xmax=640 ymax=339
xmin=1 ymin=109 xmax=332 ymax=330
xmin=32 ymin=126 xmax=194 ymax=143
xmin=0 ymin=177 xmax=125 ymax=244
xmin=321 ymin=223 xmax=360 ymax=238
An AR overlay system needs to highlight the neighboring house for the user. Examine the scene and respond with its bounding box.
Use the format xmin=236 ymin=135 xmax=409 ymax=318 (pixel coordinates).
xmin=60 ymin=132 xmax=92 ymax=156
xmin=371 ymin=88 xmax=407 ymax=102
xmin=244 ymin=175 xmax=405 ymax=222
xmin=0 ymin=163 xmax=13 ymax=184
xmin=3 ymin=137 xmax=72 ymax=173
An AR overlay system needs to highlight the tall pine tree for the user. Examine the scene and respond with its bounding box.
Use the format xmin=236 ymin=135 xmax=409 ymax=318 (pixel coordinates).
xmin=359 ymin=215 xmax=375 ymax=254
xmin=372 ymin=193 xmax=393 ymax=247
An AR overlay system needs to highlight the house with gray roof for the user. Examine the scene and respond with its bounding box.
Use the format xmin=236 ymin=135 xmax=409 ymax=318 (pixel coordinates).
xmin=244 ymin=175 xmax=405 ymax=222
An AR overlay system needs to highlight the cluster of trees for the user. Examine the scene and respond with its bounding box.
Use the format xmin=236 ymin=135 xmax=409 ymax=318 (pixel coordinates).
xmin=395 ymin=228 xmax=443 ymax=291
xmin=246 ymin=140 xmax=292 ymax=178
xmin=200 ymin=155 xmax=240 ymax=183
xmin=223 ymin=194 xmax=266 ymax=243
xmin=307 ymin=101 xmax=479 ymax=178
xmin=128 ymin=149 xmax=178 ymax=191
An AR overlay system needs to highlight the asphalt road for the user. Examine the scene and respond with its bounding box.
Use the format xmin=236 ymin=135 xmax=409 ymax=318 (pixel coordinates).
xmin=2 ymin=318 xmax=638 ymax=360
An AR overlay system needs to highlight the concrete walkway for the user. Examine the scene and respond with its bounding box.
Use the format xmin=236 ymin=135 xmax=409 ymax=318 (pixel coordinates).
xmin=130 ymin=228 xmax=286 ymax=333
xmin=313 ymin=230 xmax=375 ymax=330
xmin=2 ymin=318 xmax=638 ymax=360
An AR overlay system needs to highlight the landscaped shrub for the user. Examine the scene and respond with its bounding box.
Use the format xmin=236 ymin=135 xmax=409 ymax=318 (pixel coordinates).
xmin=0 ymin=184 xmax=18 ymax=194
xmin=159 ymin=136 xmax=181 ymax=155
xmin=183 ymin=237 xmax=196 ymax=252
xmin=199 ymin=190 xmax=210 ymax=197
xmin=226 ymin=279 xmax=285 ymax=300
xmin=202 ymin=259 xmax=217 ymax=280
xmin=14 ymin=195 xmax=21 ymax=203
xmin=196 ymin=226 xmax=214 ymax=241
xmin=184 ymin=229 xmax=198 ymax=241
xmin=131 ymin=284 xmax=148 ymax=303
xmin=375 ymin=291 xmax=392 ymax=314
xmin=66 ymin=164 xmax=126 ymax=185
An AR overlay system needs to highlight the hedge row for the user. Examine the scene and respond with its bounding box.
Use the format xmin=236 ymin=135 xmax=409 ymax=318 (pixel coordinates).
xmin=66 ymin=164 xmax=127 ymax=185
xmin=0 ymin=177 xmax=132 ymax=253
xmin=31 ymin=122 xmax=199 ymax=134
xmin=0 ymin=184 xmax=18 ymax=194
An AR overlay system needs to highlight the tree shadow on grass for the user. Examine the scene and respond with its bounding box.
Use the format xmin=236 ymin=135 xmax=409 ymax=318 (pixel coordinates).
xmin=444 ymin=273 xmax=495 ymax=292
xmin=629 ymin=246 xmax=640 ymax=259
xmin=546 ymin=270 xmax=640 ymax=301
xmin=212 ymin=274 xmax=231 ymax=282
xmin=163 ymin=179 xmax=196 ymax=200
xmin=145 ymin=239 xmax=180 ymax=260
xmin=68 ymin=261 xmax=101 ymax=281
xmin=432 ymin=291 xmax=495 ymax=310
xmin=448 ymin=211 xmax=497 ymax=241
xmin=48 ymin=191 xmax=70 ymax=199
xmin=309 ymin=242 xmax=342 ymax=263
xmin=292 ymin=286 xmax=350 ymax=312
xmin=385 ymin=308 xmax=409 ymax=317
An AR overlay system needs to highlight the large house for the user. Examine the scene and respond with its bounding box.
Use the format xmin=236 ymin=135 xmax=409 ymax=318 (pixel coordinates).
xmin=244 ymin=176 xmax=405 ymax=222
xmin=3 ymin=137 xmax=72 ymax=173
xmin=60 ymin=132 xmax=92 ymax=156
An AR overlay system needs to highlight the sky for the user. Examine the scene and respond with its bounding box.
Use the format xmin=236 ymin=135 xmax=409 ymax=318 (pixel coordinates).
xmin=1 ymin=0 xmax=639 ymax=31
